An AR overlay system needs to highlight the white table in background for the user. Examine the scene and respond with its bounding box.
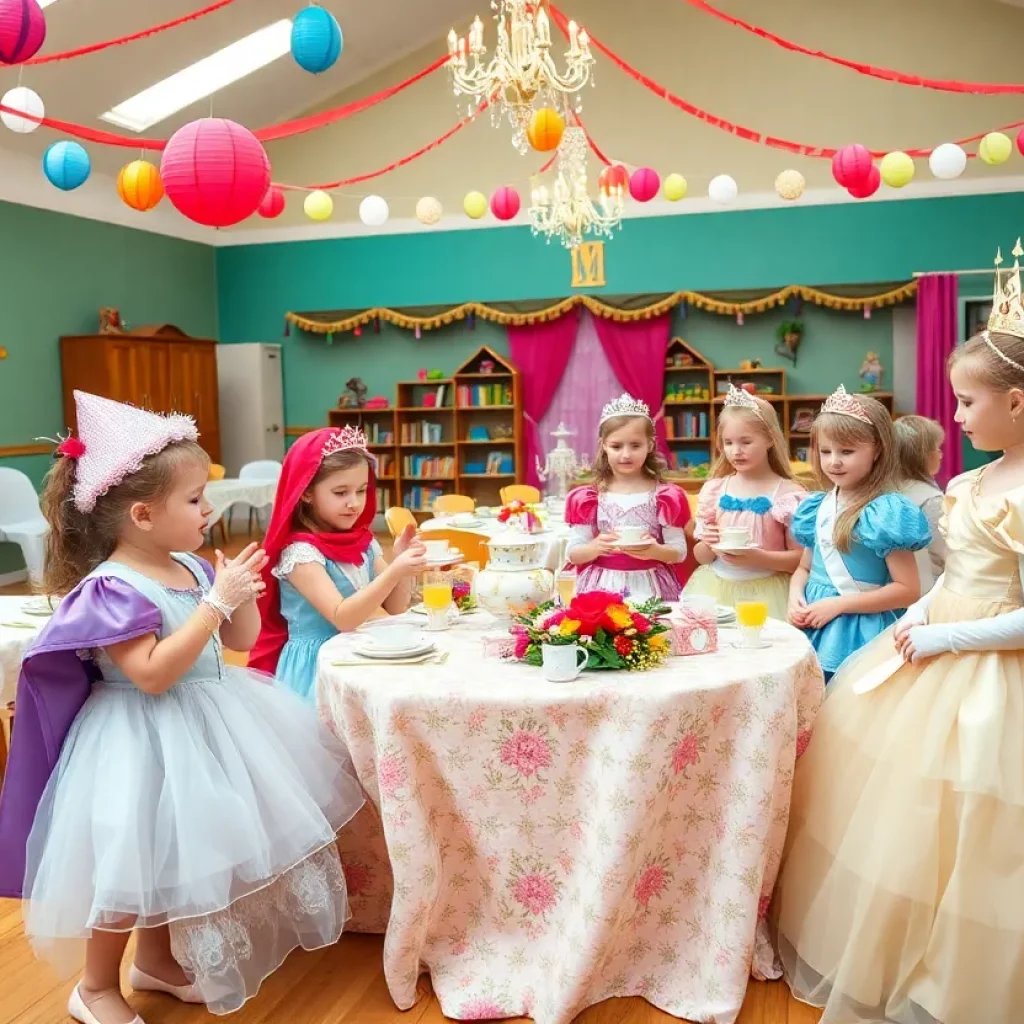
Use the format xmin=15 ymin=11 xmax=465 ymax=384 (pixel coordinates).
xmin=0 ymin=595 xmax=51 ymax=705
xmin=204 ymin=479 xmax=278 ymax=534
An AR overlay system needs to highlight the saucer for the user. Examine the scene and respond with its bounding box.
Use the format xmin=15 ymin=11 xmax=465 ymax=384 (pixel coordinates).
xmin=410 ymin=603 xmax=479 ymax=617
xmin=711 ymin=542 xmax=759 ymax=553
xmin=425 ymin=552 xmax=465 ymax=566
xmin=610 ymin=538 xmax=650 ymax=550
xmin=352 ymin=637 xmax=436 ymax=660
xmin=730 ymin=639 xmax=772 ymax=650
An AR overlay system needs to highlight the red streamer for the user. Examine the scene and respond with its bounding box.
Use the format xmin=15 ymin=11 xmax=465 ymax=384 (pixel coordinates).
xmin=679 ymin=0 xmax=1024 ymax=96
xmin=25 ymin=0 xmax=241 ymax=65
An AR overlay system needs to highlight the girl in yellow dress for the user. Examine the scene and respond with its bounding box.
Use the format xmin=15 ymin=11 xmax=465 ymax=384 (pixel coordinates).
xmin=771 ymin=281 xmax=1024 ymax=1023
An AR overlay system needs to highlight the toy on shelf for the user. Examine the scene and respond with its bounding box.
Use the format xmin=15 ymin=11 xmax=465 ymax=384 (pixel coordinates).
xmin=98 ymin=307 xmax=125 ymax=334
xmin=790 ymin=407 xmax=816 ymax=433
xmin=345 ymin=377 xmax=368 ymax=408
xmin=480 ymin=359 xmax=496 ymax=374
xmin=775 ymin=320 xmax=804 ymax=364
xmin=859 ymin=351 xmax=884 ymax=392
xmin=738 ymin=358 xmax=763 ymax=370
xmin=427 ymin=369 xmax=445 ymax=380
xmin=417 ymin=368 xmax=428 ymax=382
xmin=364 ymin=396 xmax=390 ymax=410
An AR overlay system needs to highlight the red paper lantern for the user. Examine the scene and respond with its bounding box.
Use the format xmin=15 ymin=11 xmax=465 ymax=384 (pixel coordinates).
xmin=629 ymin=167 xmax=660 ymax=203
xmin=832 ymin=144 xmax=873 ymax=187
xmin=490 ymin=185 xmax=521 ymax=221
xmin=160 ymin=118 xmax=271 ymax=227
xmin=258 ymin=185 xmax=286 ymax=219
xmin=599 ymin=164 xmax=629 ymax=197
xmin=0 ymin=0 xmax=46 ymax=65
xmin=847 ymin=164 xmax=881 ymax=199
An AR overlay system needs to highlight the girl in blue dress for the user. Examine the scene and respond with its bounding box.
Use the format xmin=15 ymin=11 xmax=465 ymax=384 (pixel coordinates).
xmin=251 ymin=426 xmax=427 ymax=700
xmin=788 ymin=386 xmax=931 ymax=682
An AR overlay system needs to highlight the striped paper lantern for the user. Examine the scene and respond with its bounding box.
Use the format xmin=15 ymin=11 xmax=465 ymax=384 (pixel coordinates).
xmin=0 ymin=0 xmax=46 ymax=64
xmin=291 ymin=5 xmax=342 ymax=73
xmin=117 ymin=159 xmax=164 ymax=212
xmin=43 ymin=141 xmax=90 ymax=191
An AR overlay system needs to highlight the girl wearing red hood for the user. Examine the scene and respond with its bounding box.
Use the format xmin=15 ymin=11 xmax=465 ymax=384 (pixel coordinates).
xmin=250 ymin=426 xmax=427 ymax=701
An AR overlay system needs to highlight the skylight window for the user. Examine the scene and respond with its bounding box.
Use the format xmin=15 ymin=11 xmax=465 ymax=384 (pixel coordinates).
xmin=100 ymin=19 xmax=293 ymax=132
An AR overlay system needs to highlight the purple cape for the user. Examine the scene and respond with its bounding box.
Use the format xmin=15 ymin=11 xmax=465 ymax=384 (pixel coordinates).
xmin=0 ymin=578 xmax=162 ymax=898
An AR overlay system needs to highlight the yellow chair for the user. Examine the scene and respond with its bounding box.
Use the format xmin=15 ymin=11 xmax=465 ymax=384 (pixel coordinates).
xmin=208 ymin=463 xmax=226 ymax=481
xmin=500 ymin=484 xmax=541 ymax=505
xmin=434 ymin=494 xmax=476 ymax=516
xmin=685 ymin=491 xmax=699 ymax=516
xmin=385 ymin=506 xmax=417 ymax=538
xmin=790 ymin=460 xmax=820 ymax=490
xmin=422 ymin=528 xmax=490 ymax=569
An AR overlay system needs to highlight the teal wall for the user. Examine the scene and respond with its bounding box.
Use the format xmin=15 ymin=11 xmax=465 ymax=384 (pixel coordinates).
xmin=0 ymin=202 xmax=217 ymax=575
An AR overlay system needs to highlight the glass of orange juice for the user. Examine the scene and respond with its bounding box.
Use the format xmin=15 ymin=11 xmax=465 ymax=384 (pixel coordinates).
xmin=735 ymin=600 xmax=768 ymax=648
xmin=556 ymin=571 xmax=576 ymax=607
xmin=422 ymin=571 xmax=453 ymax=631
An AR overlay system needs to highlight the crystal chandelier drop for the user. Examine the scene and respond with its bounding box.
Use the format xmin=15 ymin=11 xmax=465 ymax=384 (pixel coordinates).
xmin=446 ymin=0 xmax=595 ymax=153
xmin=529 ymin=127 xmax=624 ymax=249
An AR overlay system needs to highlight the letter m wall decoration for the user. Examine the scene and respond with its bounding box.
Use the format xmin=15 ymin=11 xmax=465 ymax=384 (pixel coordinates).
xmin=571 ymin=242 xmax=606 ymax=288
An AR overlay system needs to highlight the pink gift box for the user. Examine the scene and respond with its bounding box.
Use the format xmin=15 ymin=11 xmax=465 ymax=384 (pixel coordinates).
xmin=670 ymin=610 xmax=718 ymax=656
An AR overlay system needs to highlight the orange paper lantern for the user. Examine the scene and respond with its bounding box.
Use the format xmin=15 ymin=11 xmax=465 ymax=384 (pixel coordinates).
xmin=527 ymin=107 xmax=565 ymax=152
xmin=117 ymin=159 xmax=164 ymax=212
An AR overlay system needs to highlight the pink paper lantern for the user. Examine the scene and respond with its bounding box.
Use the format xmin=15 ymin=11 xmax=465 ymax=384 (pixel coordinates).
xmin=1016 ymin=127 xmax=1024 ymax=158
xmin=0 ymin=0 xmax=45 ymax=64
xmin=490 ymin=185 xmax=521 ymax=221
xmin=847 ymin=164 xmax=881 ymax=199
xmin=629 ymin=166 xmax=660 ymax=203
xmin=258 ymin=185 xmax=286 ymax=219
xmin=160 ymin=118 xmax=271 ymax=228
xmin=832 ymin=144 xmax=873 ymax=188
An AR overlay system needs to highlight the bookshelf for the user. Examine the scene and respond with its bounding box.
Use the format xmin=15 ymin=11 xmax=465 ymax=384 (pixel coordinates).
xmin=396 ymin=378 xmax=457 ymax=515
xmin=327 ymin=406 xmax=398 ymax=527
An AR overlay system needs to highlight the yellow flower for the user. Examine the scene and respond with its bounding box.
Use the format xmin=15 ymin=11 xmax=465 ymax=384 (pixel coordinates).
xmin=649 ymin=634 xmax=669 ymax=651
xmin=607 ymin=604 xmax=632 ymax=630
xmin=559 ymin=618 xmax=581 ymax=636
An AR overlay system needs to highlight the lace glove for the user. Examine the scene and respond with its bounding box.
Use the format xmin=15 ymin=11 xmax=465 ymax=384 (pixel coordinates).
xmin=907 ymin=606 xmax=1024 ymax=661
xmin=204 ymin=561 xmax=260 ymax=621
xmin=897 ymin=573 xmax=944 ymax=629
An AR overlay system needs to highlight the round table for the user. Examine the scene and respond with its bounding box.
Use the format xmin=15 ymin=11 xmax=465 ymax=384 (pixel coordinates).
xmin=317 ymin=614 xmax=823 ymax=1024
xmin=204 ymin=478 xmax=278 ymax=531
xmin=419 ymin=516 xmax=570 ymax=573
xmin=0 ymin=595 xmax=50 ymax=705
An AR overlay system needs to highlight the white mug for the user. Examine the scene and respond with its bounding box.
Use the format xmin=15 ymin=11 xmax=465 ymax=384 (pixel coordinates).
xmin=423 ymin=539 xmax=452 ymax=561
xmin=541 ymin=642 xmax=589 ymax=682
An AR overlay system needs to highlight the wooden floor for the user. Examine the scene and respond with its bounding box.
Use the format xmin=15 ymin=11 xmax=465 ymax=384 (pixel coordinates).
xmin=0 ymin=531 xmax=821 ymax=1024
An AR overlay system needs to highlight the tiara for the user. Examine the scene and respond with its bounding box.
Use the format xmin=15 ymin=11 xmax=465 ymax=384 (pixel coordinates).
xmin=722 ymin=383 xmax=763 ymax=415
xmin=599 ymin=393 xmax=651 ymax=425
xmin=820 ymin=384 xmax=872 ymax=425
xmin=321 ymin=425 xmax=369 ymax=459
xmin=988 ymin=240 xmax=1024 ymax=344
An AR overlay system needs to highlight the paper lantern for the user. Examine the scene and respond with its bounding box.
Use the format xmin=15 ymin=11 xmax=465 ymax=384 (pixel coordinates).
xmin=117 ymin=160 xmax=164 ymax=212
xmin=880 ymin=151 xmax=914 ymax=188
xmin=929 ymin=143 xmax=966 ymax=181
xmin=258 ymin=185 xmax=285 ymax=219
xmin=304 ymin=189 xmax=333 ymax=221
xmin=598 ymin=164 xmax=629 ymax=198
xmin=980 ymin=132 xmax=1012 ymax=166
xmin=526 ymin=107 xmax=564 ymax=152
xmin=490 ymin=185 xmax=521 ymax=221
xmin=775 ymin=169 xmax=805 ymax=201
xmin=463 ymin=191 xmax=487 ymax=219
xmin=663 ymin=173 xmax=687 ymax=201
xmin=0 ymin=85 xmax=42 ymax=133
xmin=415 ymin=196 xmax=442 ymax=225
xmin=359 ymin=194 xmax=389 ymax=227
xmin=847 ymin=164 xmax=881 ymax=199
xmin=628 ymin=167 xmax=659 ymax=203
xmin=708 ymin=174 xmax=738 ymax=205
xmin=160 ymin=118 xmax=271 ymax=227
xmin=0 ymin=0 xmax=46 ymax=64
xmin=43 ymin=141 xmax=90 ymax=191
xmin=832 ymin=144 xmax=872 ymax=187
xmin=291 ymin=4 xmax=342 ymax=73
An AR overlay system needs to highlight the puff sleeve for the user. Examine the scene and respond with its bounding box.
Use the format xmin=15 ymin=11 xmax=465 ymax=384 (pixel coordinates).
xmin=693 ymin=478 xmax=724 ymax=541
xmin=656 ymin=483 xmax=691 ymax=528
xmin=790 ymin=491 xmax=825 ymax=549
xmin=565 ymin=486 xmax=599 ymax=527
xmin=770 ymin=485 xmax=808 ymax=527
xmin=855 ymin=494 xmax=932 ymax=559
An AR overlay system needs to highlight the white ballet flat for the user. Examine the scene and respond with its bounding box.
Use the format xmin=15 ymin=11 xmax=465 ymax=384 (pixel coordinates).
xmin=128 ymin=965 xmax=204 ymax=1004
xmin=67 ymin=984 xmax=145 ymax=1024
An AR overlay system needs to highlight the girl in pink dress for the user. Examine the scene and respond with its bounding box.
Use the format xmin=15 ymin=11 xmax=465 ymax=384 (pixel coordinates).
xmin=684 ymin=386 xmax=807 ymax=618
xmin=565 ymin=394 xmax=690 ymax=601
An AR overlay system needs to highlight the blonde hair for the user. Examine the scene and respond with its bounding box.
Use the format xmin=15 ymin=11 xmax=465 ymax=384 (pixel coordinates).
xmin=811 ymin=394 xmax=899 ymax=553
xmin=948 ymin=329 xmax=1024 ymax=392
xmin=40 ymin=440 xmax=210 ymax=595
xmin=894 ymin=415 xmax=944 ymax=484
xmin=592 ymin=414 xmax=667 ymax=490
xmin=294 ymin=448 xmax=374 ymax=533
xmin=711 ymin=400 xmax=795 ymax=480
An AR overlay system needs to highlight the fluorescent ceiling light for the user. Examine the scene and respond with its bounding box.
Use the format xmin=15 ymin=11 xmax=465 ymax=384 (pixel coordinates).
xmin=38 ymin=1 xmax=62 ymax=8
xmin=100 ymin=19 xmax=292 ymax=132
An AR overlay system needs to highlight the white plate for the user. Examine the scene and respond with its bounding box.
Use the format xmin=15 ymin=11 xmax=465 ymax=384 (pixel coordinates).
xmin=352 ymin=639 xmax=436 ymax=660
xmin=730 ymin=639 xmax=771 ymax=649
xmin=425 ymin=552 xmax=465 ymax=566
xmin=450 ymin=517 xmax=482 ymax=528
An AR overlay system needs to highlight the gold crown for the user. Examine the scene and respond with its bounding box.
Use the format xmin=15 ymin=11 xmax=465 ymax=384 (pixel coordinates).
xmin=820 ymin=384 xmax=872 ymax=424
xmin=321 ymin=425 xmax=369 ymax=459
xmin=988 ymin=240 xmax=1024 ymax=341
xmin=599 ymin=393 xmax=651 ymax=424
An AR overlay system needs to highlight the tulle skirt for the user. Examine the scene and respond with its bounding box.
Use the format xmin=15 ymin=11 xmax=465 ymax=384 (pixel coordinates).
xmin=683 ymin=566 xmax=791 ymax=619
xmin=771 ymin=583 xmax=1024 ymax=1023
xmin=23 ymin=666 xmax=365 ymax=1014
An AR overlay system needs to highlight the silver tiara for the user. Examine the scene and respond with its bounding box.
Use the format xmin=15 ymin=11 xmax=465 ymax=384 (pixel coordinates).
xmin=599 ymin=393 xmax=651 ymax=425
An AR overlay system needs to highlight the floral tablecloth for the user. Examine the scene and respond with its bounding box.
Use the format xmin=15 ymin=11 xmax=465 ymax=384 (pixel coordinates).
xmin=318 ymin=616 xmax=823 ymax=1024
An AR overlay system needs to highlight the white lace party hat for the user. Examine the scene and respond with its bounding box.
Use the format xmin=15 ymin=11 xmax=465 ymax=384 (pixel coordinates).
xmin=70 ymin=391 xmax=198 ymax=512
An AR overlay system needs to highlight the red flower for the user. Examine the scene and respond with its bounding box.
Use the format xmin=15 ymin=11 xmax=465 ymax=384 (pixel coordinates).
xmin=568 ymin=590 xmax=623 ymax=636
xmin=631 ymin=613 xmax=651 ymax=633
xmin=614 ymin=634 xmax=634 ymax=656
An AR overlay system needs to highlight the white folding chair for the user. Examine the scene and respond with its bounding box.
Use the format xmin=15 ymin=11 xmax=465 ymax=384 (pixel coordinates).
xmin=0 ymin=468 xmax=49 ymax=584
xmin=237 ymin=460 xmax=282 ymax=536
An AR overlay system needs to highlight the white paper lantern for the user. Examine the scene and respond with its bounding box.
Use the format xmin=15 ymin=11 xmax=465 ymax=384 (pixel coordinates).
xmin=359 ymin=194 xmax=389 ymax=227
xmin=929 ymin=143 xmax=967 ymax=180
xmin=708 ymin=174 xmax=738 ymax=205
xmin=416 ymin=196 xmax=442 ymax=225
xmin=1 ymin=86 xmax=44 ymax=134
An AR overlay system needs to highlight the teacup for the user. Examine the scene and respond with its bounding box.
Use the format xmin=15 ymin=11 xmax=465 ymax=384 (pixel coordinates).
xmin=616 ymin=525 xmax=646 ymax=546
xmin=720 ymin=526 xmax=750 ymax=548
xmin=452 ymin=513 xmax=477 ymax=527
xmin=367 ymin=624 xmax=420 ymax=650
xmin=423 ymin=539 xmax=454 ymax=561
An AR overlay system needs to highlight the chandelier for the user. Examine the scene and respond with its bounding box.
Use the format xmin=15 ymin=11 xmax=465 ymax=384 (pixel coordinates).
xmin=446 ymin=0 xmax=595 ymax=153
xmin=529 ymin=127 xmax=624 ymax=249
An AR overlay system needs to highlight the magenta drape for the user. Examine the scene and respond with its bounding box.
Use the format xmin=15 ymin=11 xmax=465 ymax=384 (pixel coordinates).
xmin=916 ymin=274 xmax=962 ymax=488
xmin=508 ymin=308 xmax=581 ymax=487
xmin=592 ymin=313 xmax=672 ymax=454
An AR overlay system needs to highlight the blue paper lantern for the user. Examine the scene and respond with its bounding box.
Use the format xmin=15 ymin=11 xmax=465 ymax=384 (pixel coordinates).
xmin=42 ymin=140 xmax=90 ymax=191
xmin=291 ymin=5 xmax=342 ymax=73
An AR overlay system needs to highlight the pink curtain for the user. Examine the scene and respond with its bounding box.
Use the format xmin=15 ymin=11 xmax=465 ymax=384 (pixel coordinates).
xmin=916 ymin=274 xmax=962 ymax=488
xmin=592 ymin=312 xmax=672 ymax=454
xmin=508 ymin=308 xmax=581 ymax=487
xmin=537 ymin=312 xmax=623 ymax=475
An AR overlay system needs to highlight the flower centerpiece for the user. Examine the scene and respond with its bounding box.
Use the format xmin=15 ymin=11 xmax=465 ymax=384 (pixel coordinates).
xmin=510 ymin=590 xmax=671 ymax=671
xmin=452 ymin=578 xmax=476 ymax=612
xmin=498 ymin=498 xmax=541 ymax=534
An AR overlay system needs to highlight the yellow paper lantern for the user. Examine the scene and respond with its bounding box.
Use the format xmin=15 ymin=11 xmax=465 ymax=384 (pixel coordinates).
xmin=526 ymin=107 xmax=565 ymax=152
xmin=979 ymin=132 xmax=1012 ymax=166
xmin=463 ymin=191 xmax=487 ymax=219
xmin=663 ymin=173 xmax=687 ymax=202
xmin=416 ymin=196 xmax=442 ymax=225
xmin=117 ymin=159 xmax=163 ymax=212
xmin=880 ymin=151 xmax=915 ymax=188
xmin=775 ymin=169 xmax=805 ymax=201
xmin=304 ymin=189 xmax=333 ymax=221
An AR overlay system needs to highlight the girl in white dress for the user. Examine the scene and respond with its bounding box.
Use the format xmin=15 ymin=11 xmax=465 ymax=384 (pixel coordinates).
xmin=895 ymin=413 xmax=948 ymax=592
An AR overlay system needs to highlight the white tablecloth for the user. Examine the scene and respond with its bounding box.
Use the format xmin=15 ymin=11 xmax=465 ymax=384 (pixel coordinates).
xmin=419 ymin=517 xmax=570 ymax=572
xmin=0 ymin=595 xmax=50 ymax=704
xmin=204 ymin=479 xmax=277 ymax=531
xmin=318 ymin=615 xmax=823 ymax=1024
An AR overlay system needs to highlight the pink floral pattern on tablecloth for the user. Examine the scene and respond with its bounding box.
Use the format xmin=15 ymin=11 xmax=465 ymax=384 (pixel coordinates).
xmin=318 ymin=621 xmax=824 ymax=1024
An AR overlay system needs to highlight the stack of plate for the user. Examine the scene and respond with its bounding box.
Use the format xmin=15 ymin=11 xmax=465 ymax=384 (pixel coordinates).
xmin=351 ymin=634 xmax=437 ymax=661
xmin=716 ymin=605 xmax=737 ymax=626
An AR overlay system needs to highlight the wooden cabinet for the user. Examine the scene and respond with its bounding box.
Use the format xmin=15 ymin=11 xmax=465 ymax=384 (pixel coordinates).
xmin=60 ymin=326 xmax=221 ymax=462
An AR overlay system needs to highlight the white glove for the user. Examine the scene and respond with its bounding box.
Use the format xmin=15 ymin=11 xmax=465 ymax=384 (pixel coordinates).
xmin=204 ymin=545 xmax=267 ymax=621
xmin=907 ymin=606 xmax=1024 ymax=661
xmin=896 ymin=573 xmax=944 ymax=630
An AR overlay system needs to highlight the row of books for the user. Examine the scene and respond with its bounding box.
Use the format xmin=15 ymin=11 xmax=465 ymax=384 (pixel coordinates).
xmin=375 ymin=454 xmax=395 ymax=477
xmin=400 ymin=421 xmax=446 ymax=444
xmin=456 ymin=383 xmax=513 ymax=407
xmin=665 ymin=411 xmax=710 ymax=440
xmin=403 ymin=486 xmax=445 ymax=511
xmin=363 ymin=424 xmax=394 ymax=444
xmin=464 ymin=452 xmax=515 ymax=475
xmin=402 ymin=455 xmax=455 ymax=479
xmin=374 ymin=486 xmax=390 ymax=511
